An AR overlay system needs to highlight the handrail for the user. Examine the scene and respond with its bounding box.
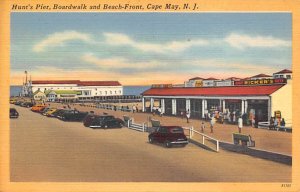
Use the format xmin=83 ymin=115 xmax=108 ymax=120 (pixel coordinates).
xmin=183 ymin=126 xmax=219 ymax=152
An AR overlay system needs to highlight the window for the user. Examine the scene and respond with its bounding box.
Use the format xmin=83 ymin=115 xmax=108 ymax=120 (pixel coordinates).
xmin=115 ymin=91 xmax=117 ymax=94
xmin=105 ymin=91 xmax=107 ymax=95
xmin=280 ymin=75 xmax=284 ymax=78
xmin=286 ymin=75 xmax=291 ymax=79
xmin=110 ymin=91 xmax=112 ymax=94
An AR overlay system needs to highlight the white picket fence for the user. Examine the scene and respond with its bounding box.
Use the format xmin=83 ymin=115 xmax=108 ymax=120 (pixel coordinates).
xmin=183 ymin=126 xmax=219 ymax=152
xmin=125 ymin=118 xmax=147 ymax=132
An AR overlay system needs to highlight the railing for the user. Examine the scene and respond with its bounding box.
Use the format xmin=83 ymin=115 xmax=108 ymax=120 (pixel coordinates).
xmin=258 ymin=121 xmax=292 ymax=132
xmin=125 ymin=117 xmax=147 ymax=132
xmin=183 ymin=126 xmax=219 ymax=152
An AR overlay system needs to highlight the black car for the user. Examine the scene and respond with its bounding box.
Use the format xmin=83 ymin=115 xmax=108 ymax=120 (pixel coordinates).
xmin=10 ymin=108 xmax=19 ymax=118
xmin=148 ymin=126 xmax=188 ymax=148
xmin=50 ymin=109 xmax=65 ymax=118
xmin=83 ymin=114 xmax=123 ymax=129
xmin=60 ymin=110 xmax=88 ymax=122
xmin=20 ymin=102 xmax=34 ymax=108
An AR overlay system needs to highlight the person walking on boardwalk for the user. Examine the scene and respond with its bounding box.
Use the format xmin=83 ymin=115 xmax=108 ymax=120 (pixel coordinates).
xmin=186 ymin=109 xmax=190 ymax=123
xmin=238 ymin=116 xmax=243 ymax=133
xmin=201 ymin=121 xmax=205 ymax=133
xmin=210 ymin=115 xmax=215 ymax=133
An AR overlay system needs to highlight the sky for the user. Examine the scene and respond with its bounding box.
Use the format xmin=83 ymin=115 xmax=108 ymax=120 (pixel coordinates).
xmin=11 ymin=13 xmax=292 ymax=85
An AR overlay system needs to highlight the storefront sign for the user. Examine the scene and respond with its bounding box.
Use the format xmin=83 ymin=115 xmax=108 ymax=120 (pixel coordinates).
xmin=152 ymin=84 xmax=172 ymax=88
xmin=234 ymin=78 xmax=287 ymax=86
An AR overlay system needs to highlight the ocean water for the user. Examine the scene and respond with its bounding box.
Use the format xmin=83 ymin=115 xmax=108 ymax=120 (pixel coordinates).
xmin=10 ymin=85 xmax=150 ymax=97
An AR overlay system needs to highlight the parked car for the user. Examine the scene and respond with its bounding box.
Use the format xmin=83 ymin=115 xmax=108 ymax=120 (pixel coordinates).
xmin=14 ymin=101 xmax=24 ymax=106
xmin=10 ymin=108 xmax=19 ymax=118
xmin=60 ymin=110 xmax=88 ymax=122
xmin=43 ymin=108 xmax=57 ymax=116
xmin=20 ymin=102 xmax=34 ymax=108
xmin=148 ymin=126 xmax=188 ymax=148
xmin=83 ymin=114 xmax=123 ymax=129
xmin=31 ymin=104 xmax=46 ymax=112
xmin=50 ymin=109 xmax=65 ymax=118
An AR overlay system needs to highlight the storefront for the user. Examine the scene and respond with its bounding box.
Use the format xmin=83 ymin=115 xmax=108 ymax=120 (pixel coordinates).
xmin=142 ymin=82 xmax=292 ymax=126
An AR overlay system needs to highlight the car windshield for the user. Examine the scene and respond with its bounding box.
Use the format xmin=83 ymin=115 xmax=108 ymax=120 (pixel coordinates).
xmin=170 ymin=127 xmax=184 ymax=133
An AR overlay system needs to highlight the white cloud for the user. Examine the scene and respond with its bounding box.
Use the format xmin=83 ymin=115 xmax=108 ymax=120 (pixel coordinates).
xmin=81 ymin=53 xmax=162 ymax=69
xmin=224 ymin=33 xmax=291 ymax=49
xmin=103 ymin=33 xmax=208 ymax=53
xmin=33 ymin=31 xmax=93 ymax=52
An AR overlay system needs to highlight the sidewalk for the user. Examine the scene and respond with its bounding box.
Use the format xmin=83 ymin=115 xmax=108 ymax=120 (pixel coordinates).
xmin=49 ymin=102 xmax=292 ymax=155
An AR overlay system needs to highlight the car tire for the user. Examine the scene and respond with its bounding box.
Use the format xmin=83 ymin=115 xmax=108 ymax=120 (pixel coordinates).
xmin=165 ymin=141 xmax=172 ymax=148
xmin=149 ymin=137 xmax=154 ymax=144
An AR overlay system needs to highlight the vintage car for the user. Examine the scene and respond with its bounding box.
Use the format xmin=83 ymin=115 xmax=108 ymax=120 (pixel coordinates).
xmin=59 ymin=110 xmax=88 ymax=122
xmin=148 ymin=126 xmax=188 ymax=148
xmin=83 ymin=114 xmax=124 ymax=129
xmin=31 ymin=104 xmax=46 ymax=112
xmin=20 ymin=102 xmax=34 ymax=108
xmin=43 ymin=108 xmax=58 ymax=116
xmin=10 ymin=108 xmax=19 ymax=118
xmin=50 ymin=109 xmax=65 ymax=118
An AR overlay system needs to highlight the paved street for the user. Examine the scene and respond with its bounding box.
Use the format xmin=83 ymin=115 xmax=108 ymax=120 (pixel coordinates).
xmin=10 ymin=105 xmax=291 ymax=182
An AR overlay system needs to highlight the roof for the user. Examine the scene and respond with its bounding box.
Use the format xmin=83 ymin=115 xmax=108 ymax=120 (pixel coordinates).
xmin=273 ymin=69 xmax=292 ymax=74
xmin=189 ymin=77 xmax=205 ymax=81
xmin=142 ymin=85 xmax=284 ymax=97
xmin=225 ymin=77 xmax=241 ymax=81
xmin=204 ymin=77 xmax=219 ymax=80
xmin=33 ymin=90 xmax=45 ymax=95
xmin=47 ymin=90 xmax=82 ymax=95
xmin=32 ymin=80 xmax=121 ymax=86
xmin=77 ymin=81 xmax=121 ymax=86
xmin=251 ymin=74 xmax=272 ymax=78
xmin=32 ymin=80 xmax=80 ymax=84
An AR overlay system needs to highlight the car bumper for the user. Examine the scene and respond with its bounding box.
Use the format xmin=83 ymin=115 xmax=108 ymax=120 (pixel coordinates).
xmin=171 ymin=140 xmax=189 ymax=145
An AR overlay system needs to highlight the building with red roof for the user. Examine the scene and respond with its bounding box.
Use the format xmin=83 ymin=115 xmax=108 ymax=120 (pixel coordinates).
xmin=273 ymin=69 xmax=292 ymax=79
xmin=141 ymin=69 xmax=292 ymax=127
xmin=31 ymin=80 xmax=123 ymax=101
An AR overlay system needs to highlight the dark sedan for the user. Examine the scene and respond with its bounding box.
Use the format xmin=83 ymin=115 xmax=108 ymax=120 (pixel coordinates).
xmin=83 ymin=114 xmax=123 ymax=129
xmin=10 ymin=108 xmax=19 ymax=118
xmin=60 ymin=110 xmax=88 ymax=122
xmin=148 ymin=126 xmax=188 ymax=148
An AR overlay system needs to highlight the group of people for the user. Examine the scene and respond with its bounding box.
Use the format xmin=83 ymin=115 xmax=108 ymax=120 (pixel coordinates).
xmin=269 ymin=117 xmax=285 ymax=130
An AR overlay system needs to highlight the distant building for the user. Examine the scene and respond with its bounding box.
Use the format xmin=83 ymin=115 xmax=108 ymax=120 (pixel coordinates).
xmin=33 ymin=90 xmax=46 ymax=102
xmin=273 ymin=69 xmax=292 ymax=79
xmin=250 ymin=73 xmax=272 ymax=80
xmin=45 ymin=90 xmax=82 ymax=102
xmin=31 ymin=80 xmax=123 ymax=101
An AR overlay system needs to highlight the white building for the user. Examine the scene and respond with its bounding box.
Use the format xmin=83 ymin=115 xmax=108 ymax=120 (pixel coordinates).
xmin=31 ymin=80 xmax=123 ymax=100
xmin=273 ymin=69 xmax=292 ymax=79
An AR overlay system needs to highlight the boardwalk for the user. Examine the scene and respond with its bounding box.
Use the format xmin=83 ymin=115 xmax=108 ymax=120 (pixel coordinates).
xmin=10 ymin=104 xmax=291 ymax=182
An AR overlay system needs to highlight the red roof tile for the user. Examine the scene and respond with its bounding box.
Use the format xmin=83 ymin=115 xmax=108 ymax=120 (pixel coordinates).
xmin=142 ymin=85 xmax=283 ymax=96
xmin=78 ymin=81 xmax=121 ymax=86
xmin=32 ymin=80 xmax=121 ymax=86
xmin=273 ymin=69 xmax=292 ymax=74
xmin=189 ymin=77 xmax=205 ymax=80
xmin=32 ymin=80 xmax=80 ymax=84
xmin=251 ymin=74 xmax=272 ymax=78
xmin=205 ymin=77 xmax=219 ymax=80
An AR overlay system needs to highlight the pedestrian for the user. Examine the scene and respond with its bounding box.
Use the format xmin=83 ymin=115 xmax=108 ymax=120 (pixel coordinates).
xmin=186 ymin=109 xmax=190 ymax=123
xmin=238 ymin=116 xmax=243 ymax=133
xmin=269 ymin=117 xmax=274 ymax=130
xmin=280 ymin=118 xmax=286 ymax=127
xmin=251 ymin=117 xmax=255 ymax=128
xmin=158 ymin=107 xmax=162 ymax=116
xmin=201 ymin=121 xmax=205 ymax=133
xmin=210 ymin=115 xmax=215 ymax=133
xmin=180 ymin=111 xmax=184 ymax=119
xmin=132 ymin=105 xmax=136 ymax=113
xmin=274 ymin=118 xmax=278 ymax=129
